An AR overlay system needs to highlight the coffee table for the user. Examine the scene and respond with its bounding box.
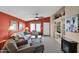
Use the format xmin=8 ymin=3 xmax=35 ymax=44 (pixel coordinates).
xmin=30 ymin=35 xmax=44 ymax=53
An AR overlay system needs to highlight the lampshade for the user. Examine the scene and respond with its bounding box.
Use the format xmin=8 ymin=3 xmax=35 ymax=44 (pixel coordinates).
xmin=25 ymin=27 xmax=29 ymax=30
xmin=8 ymin=26 xmax=15 ymax=31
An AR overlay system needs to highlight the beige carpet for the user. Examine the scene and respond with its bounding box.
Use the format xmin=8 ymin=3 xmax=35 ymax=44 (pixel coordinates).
xmin=42 ymin=36 xmax=63 ymax=53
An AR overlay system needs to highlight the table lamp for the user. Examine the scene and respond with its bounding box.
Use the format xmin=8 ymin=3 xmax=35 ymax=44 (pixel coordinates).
xmin=25 ymin=27 xmax=29 ymax=32
xmin=8 ymin=26 xmax=15 ymax=37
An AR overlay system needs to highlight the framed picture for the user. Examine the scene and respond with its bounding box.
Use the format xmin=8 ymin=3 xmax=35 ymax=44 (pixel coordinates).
xmin=65 ymin=14 xmax=79 ymax=32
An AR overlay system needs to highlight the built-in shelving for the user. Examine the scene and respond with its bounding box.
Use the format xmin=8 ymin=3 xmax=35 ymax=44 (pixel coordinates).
xmin=53 ymin=7 xmax=65 ymax=44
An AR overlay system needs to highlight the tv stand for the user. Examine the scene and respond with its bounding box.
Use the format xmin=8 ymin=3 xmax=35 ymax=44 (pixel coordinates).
xmin=61 ymin=38 xmax=78 ymax=53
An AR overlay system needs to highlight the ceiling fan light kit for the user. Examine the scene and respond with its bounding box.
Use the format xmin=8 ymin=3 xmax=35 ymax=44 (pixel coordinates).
xmin=34 ymin=13 xmax=43 ymax=20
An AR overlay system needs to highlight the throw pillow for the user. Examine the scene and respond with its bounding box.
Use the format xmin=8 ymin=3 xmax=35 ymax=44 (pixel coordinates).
xmin=16 ymin=39 xmax=28 ymax=47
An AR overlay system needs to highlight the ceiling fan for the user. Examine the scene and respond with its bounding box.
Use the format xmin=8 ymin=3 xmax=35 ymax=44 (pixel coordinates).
xmin=34 ymin=13 xmax=43 ymax=20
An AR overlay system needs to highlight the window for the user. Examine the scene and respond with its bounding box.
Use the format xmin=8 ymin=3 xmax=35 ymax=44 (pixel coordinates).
xmin=19 ymin=22 xmax=23 ymax=30
xmin=10 ymin=20 xmax=17 ymax=31
xmin=36 ymin=23 xmax=41 ymax=32
xmin=30 ymin=23 xmax=35 ymax=32
xmin=30 ymin=23 xmax=41 ymax=32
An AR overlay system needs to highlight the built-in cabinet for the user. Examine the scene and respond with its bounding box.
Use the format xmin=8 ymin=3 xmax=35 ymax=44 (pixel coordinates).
xmin=54 ymin=16 xmax=65 ymax=44
xmin=53 ymin=7 xmax=65 ymax=44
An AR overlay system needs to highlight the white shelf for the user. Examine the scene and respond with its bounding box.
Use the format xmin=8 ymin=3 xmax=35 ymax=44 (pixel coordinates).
xmin=54 ymin=16 xmax=65 ymax=22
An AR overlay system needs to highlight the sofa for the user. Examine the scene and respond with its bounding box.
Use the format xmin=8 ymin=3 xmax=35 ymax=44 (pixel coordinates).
xmin=11 ymin=32 xmax=31 ymax=41
xmin=1 ymin=32 xmax=44 ymax=53
xmin=1 ymin=38 xmax=35 ymax=53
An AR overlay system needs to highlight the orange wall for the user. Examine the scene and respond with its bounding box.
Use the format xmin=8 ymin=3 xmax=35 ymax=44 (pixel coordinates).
xmin=25 ymin=17 xmax=50 ymax=33
xmin=0 ymin=12 xmax=50 ymax=49
xmin=0 ymin=12 xmax=26 ymax=42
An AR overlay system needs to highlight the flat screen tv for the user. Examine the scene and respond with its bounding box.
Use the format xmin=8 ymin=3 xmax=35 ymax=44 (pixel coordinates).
xmin=65 ymin=14 xmax=79 ymax=32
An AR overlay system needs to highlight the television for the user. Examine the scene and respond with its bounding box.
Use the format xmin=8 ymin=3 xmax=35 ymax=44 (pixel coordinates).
xmin=65 ymin=14 xmax=79 ymax=32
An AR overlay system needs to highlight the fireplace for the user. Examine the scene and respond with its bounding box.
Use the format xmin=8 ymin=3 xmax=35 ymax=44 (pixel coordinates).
xmin=61 ymin=38 xmax=78 ymax=53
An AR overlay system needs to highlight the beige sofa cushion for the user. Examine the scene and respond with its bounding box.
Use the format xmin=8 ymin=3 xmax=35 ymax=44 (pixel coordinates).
xmin=16 ymin=39 xmax=28 ymax=47
xmin=11 ymin=33 xmax=19 ymax=40
xmin=6 ymin=39 xmax=18 ymax=52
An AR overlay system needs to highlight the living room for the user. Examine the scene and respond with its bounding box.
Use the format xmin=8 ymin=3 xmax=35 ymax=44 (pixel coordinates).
xmin=0 ymin=6 xmax=61 ymax=53
xmin=0 ymin=6 xmax=79 ymax=53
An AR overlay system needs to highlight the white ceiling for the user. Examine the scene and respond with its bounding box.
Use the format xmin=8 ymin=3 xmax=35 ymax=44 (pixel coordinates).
xmin=0 ymin=6 xmax=62 ymax=21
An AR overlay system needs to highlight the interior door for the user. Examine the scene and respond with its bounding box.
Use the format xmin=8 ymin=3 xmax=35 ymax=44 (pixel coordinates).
xmin=43 ymin=22 xmax=50 ymax=35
